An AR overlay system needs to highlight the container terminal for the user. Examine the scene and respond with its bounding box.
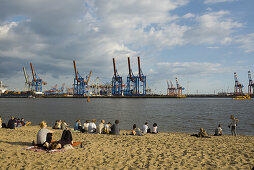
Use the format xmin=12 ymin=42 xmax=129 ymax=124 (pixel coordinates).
xmin=0 ymin=58 xmax=253 ymax=99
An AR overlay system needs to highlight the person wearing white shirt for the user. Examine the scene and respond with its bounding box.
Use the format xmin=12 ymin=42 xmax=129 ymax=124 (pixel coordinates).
xmin=83 ymin=120 xmax=90 ymax=133
xmin=142 ymin=122 xmax=149 ymax=134
xmin=152 ymin=123 xmax=158 ymax=134
xmin=88 ymin=119 xmax=97 ymax=133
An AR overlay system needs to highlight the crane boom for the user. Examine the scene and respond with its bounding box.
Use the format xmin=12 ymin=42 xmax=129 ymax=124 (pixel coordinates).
xmin=87 ymin=71 xmax=92 ymax=84
xmin=128 ymin=57 xmax=134 ymax=81
xmin=30 ymin=62 xmax=36 ymax=81
xmin=23 ymin=67 xmax=29 ymax=83
xmin=113 ymin=58 xmax=118 ymax=81
xmin=138 ymin=56 xmax=143 ymax=81
xmin=73 ymin=60 xmax=79 ymax=81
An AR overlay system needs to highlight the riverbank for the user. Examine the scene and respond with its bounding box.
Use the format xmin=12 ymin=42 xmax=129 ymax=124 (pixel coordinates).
xmin=0 ymin=126 xmax=253 ymax=169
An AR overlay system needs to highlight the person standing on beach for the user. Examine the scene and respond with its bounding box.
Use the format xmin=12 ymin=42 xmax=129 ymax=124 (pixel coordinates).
xmin=228 ymin=115 xmax=239 ymax=136
xmin=110 ymin=120 xmax=120 ymax=135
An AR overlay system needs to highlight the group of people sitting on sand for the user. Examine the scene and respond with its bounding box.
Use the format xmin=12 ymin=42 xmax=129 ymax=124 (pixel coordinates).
xmin=0 ymin=116 xmax=31 ymax=129
xmin=191 ymin=115 xmax=239 ymax=138
xmin=52 ymin=120 xmax=69 ymax=130
xmin=72 ymin=119 xmax=158 ymax=136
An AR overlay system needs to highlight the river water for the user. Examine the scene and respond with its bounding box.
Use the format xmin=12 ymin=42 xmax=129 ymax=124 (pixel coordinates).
xmin=0 ymin=98 xmax=253 ymax=135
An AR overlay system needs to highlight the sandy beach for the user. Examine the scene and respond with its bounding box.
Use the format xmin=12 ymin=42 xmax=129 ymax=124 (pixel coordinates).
xmin=0 ymin=126 xmax=253 ymax=169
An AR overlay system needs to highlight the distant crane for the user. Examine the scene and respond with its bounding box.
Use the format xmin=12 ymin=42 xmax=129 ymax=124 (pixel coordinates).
xmin=73 ymin=60 xmax=92 ymax=95
xmin=23 ymin=67 xmax=32 ymax=91
xmin=126 ymin=57 xmax=138 ymax=95
xmin=176 ymin=77 xmax=185 ymax=96
xmin=112 ymin=58 xmax=123 ymax=95
xmin=234 ymin=72 xmax=243 ymax=96
xmin=248 ymin=71 xmax=254 ymax=96
xmin=167 ymin=80 xmax=176 ymax=96
xmin=30 ymin=62 xmax=47 ymax=92
xmin=137 ymin=56 xmax=146 ymax=95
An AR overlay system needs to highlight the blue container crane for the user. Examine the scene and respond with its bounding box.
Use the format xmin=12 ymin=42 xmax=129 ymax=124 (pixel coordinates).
xmin=30 ymin=62 xmax=47 ymax=92
xmin=125 ymin=57 xmax=139 ymax=95
xmin=73 ymin=60 xmax=92 ymax=96
xmin=137 ymin=56 xmax=146 ymax=95
xmin=112 ymin=58 xmax=123 ymax=95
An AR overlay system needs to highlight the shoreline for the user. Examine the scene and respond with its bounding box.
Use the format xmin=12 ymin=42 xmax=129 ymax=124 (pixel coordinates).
xmin=0 ymin=126 xmax=253 ymax=169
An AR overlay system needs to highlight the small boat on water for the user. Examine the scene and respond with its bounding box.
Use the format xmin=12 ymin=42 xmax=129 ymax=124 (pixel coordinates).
xmin=233 ymin=95 xmax=251 ymax=100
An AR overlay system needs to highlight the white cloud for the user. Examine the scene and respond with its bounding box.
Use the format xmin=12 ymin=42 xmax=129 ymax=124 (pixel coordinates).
xmin=182 ymin=13 xmax=195 ymax=19
xmin=235 ymin=33 xmax=254 ymax=53
xmin=204 ymin=0 xmax=236 ymax=4
xmin=157 ymin=62 xmax=224 ymax=76
xmin=185 ymin=10 xmax=243 ymax=45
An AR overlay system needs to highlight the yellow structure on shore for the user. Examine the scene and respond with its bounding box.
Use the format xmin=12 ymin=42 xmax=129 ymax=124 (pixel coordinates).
xmin=233 ymin=95 xmax=251 ymax=99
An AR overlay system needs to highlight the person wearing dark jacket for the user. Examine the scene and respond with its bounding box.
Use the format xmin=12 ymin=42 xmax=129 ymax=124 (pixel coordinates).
xmin=110 ymin=120 xmax=120 ymax=135
xmin=7 ymin=116 xmax=17 ymax=129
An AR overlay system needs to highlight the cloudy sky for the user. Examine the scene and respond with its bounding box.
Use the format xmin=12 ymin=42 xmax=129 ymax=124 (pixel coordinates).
xmin=0 ymin=0 xmax=253 ymax=94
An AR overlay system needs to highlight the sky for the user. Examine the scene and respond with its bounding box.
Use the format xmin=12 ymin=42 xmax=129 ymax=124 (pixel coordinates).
xmin=0 ymin=0 xmax=253 ymax=94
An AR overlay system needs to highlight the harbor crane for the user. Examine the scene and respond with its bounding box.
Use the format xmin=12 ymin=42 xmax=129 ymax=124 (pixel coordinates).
xmin=248 ymin=71 xmax=254 ymax=96
xmin=23 ymin=67 xmax=32 ymax=91
xmin=176 ymin=77 xmax=185 ymax=96
xmin=126 ymin=57 xmax=138 ymax=95
xmin=137 ymin=56 xmax=147 ymax=95
xmin=73 ymin=60 xmax=92 ymax=95
xmin=112 ymin=58 xmax=123 ymax=95
xmin=234 ymin=72 xmax=243 ymax=96
xmin=30 ymin=62 xmax=47 ymax=92
xmin=167 ymin=80 xmax=176 ymax=96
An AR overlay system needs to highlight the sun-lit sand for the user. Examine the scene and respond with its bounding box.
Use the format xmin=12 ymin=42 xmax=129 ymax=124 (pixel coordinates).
xmin=0 ymin=126 xmax=253 ymax=169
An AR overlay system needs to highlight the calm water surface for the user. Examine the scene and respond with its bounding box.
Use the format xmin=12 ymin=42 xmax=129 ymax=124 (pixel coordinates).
xmin=0 ymin=98 xmax=253 ymax=135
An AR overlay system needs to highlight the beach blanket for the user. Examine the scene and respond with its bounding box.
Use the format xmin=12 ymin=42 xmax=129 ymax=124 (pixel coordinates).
xmin=23 ymin=142 xmax=82 ymax=153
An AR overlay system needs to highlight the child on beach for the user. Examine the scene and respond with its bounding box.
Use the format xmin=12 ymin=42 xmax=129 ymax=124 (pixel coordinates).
xmin=214 ymin=124 xmax=223 ymax=136
xmin=228 ymin=115 xmax=239 ymax=136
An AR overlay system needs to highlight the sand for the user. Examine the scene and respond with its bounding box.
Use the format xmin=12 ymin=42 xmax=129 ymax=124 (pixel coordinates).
xmin=0 ymin=126 xmax=253 ymax=169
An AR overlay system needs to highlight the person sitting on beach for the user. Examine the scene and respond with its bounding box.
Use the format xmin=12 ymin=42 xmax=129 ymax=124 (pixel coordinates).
xmin=0 ymin=116 xmax=2 ymax=128
xmin=74 ymin=120 xmax=82 ymax=131
xmin=110 ymin=120 xmax=120 ymax=135
xmin=82 ymin=120 xmax=89 ymax=133
xmin=104 ymin=122 xmax=111 ymax=134
xmin=61 ymin=120 xmax=69 ymax=130
xmin=88 ymin=119 xmax=96 ymax=133
xmin=7 ymin=116 xmax=17 ymax=129
xmin=191 ymin=128 xmax=211 ymax=138
xmin=152 ymin=123 xmax=158 ymax=134
xmin=20 ymin=118 xmax=31 ymax=126
xmin=36 ymin=121 xmax=53 ymax=147
xmin=16 ymin=118 xmax=22 ymax=127
xmin=130 ymin=124 xmax=143 ymax=136
xmin=214 ymin=124 xmax=223 ymax=136
xmin=142 ymin=122 xmax=150 ymax=134
xmin=97 ymin=120 xmax=105 ymax=134
xmin=53 ymin=120 xmax=61 ymax=129
xmin=228 ymin=115 xmax=239 ymax=136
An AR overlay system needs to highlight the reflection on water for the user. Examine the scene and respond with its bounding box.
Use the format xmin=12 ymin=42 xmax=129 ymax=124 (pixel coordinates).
xmin=0 ymin=98 xmax=253 ymax=135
